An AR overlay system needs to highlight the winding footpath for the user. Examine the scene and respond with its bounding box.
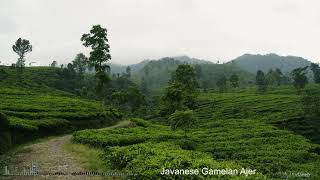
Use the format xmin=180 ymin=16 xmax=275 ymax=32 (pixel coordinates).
xmin=1 ymin=121 xmax=131 ymax=180
xmin=2 ymin=135 xmax=95 ymax=180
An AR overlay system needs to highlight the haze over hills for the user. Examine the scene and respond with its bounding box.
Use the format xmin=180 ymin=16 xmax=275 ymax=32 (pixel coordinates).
xmin=109 ymin=56 xmax=212 ymax=74
xmin=109 ymin=53 xmax=314 ymax=76
xmin=229 ymin=53 xmax=313 ymax=74
xmin=129 ymin=57 xmax=253 ymax=91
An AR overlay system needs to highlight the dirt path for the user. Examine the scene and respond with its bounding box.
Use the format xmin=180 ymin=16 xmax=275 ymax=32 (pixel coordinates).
xmin=1 ymin=121 xmax=131 ymax=180
xmin=2 ymin=135 xmax=92 ymax=179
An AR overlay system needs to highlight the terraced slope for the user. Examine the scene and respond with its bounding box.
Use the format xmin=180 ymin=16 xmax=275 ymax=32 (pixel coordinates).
xmin=0 ymin=87 xmax=121 ymax=153
xmin=72 ymin=86 xmax=320 ymax=179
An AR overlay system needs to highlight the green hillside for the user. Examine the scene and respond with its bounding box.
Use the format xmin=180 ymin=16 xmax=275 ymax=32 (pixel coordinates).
xmin=0 ymin=86 xmax=121 ymax=154
xmin=0 ymin=65 xmax=78 ymax=93
xmin=0 ymin=66 xmax=122 ymax=154
xmin=230 ymin=53 xmax=312 ymax=74
xmin=71 ymin=85 xmax=320 ymax=179
xmin=132 ymin=58 xmax=253 ymax=91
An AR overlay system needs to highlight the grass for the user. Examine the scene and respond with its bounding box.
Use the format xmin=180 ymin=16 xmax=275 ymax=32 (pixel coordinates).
xmin=63 ymin=142 xmax=106 ymax=172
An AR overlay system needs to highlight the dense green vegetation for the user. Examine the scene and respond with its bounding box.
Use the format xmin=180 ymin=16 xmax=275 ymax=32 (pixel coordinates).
xmin=1 ymin=27 xmax=319 ymax=179
xmin=72 ymin=85 xmax=320 ymax=179
xmin=132 ymin=58 xmax=254 ymax=92
xmin=0 ymin=86 xmax=121 ymax=154
xmin=0 ymin=65 xmax=79 ymax=93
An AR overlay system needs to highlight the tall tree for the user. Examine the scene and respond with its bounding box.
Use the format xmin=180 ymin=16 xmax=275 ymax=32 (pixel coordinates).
xmin=275 ymin=68 xmax=283 ymax=86
xmin=229 ymin=74 xmax=239 ymax=88
xmin=310 ymin=63 xmax=320 ymax=84
xmin=126 ymin=66 xmax=131 ymax=78
xmin=51 ymin=60 xmax=58 ymax=68
xmin=140 ymin=77 xmax=148 ymax=95
xmin=162 ymin=65 xmax=199 ymax=115
xmin=216 ymin=75 xmax=227 ymax=92
xmin=72 ymin=53 xmax=88 ymax=77
xmin=81 ymin=25 xmax=111 ymax=98
xmin=12 ymin=38 xmax=32 ymax=80
xmin=256 ymin=70 xmax=268 ymax=93
xmin=291 ymin=66 xmax=308 ymax=93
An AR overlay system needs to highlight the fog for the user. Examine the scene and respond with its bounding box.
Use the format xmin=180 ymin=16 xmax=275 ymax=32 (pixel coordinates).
xmin=0 ymin=0 xmax=319 ymax=65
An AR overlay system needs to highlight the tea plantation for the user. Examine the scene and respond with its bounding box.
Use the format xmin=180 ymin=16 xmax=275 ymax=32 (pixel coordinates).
xmin=72 ymin=86 xmax=320 ymax=179
xmin=0 ymin=87 xmax=121 ymax=153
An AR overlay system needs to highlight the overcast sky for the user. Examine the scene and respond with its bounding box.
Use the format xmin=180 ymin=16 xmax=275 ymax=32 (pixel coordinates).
xmin=0 ymin=0 xmax=319 ymax=65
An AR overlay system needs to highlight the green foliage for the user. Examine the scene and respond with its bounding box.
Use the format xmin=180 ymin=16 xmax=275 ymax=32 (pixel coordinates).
xmin=256 ymin=70 xmax=268 ymax=93
xmin=229 ymin=74 xmax=239 ymax=88
xmin=291 ymin=66 xmax=308 ymax=93
xmin=266 ymin=68 xmax=283 ymax=86
xmin=0 ymin=112 xmax=9 ymax=130
xmin=169 ymin=110 xmax=197 ymax=136
xmin=130 ymin=57 xmax=253 ymax=91
xmin=102 ymin=142 xmax=241 ymax=179
xmin=162 ymin=65 xmax=199 ymax=115
xmin=81 ymin=25 xmax=111 ymax=96
xmin=12 ymin=38 xmax=32 ymax=80
xmin=0 ymin=86 xmax=121 ymax=153
xmin=302 ymin=90 xmax=320 ymax=117
xmin=73 ymin=86 xmax=320 ymax=179
xmin=216 ymin=75 xmax=227 ymax=92
xmin=72 ymin=118 xmax=183 ymax=148
xmin=72 ymin=53 xmax=88 ymax=76
xmin=0 ymin=68 xmax=9 ymax=81
xmin=0 ymin=113 xmax=12 ymax=154
xmin=111 ymin=86 xmax=145 ymax=113
xmin=50 ymin=60 xmax=58 ymax=68
xmin=310 ymin=63 xmax=320 ymax=83
xmin=0 ymin=132 xmax=11 ymax=154
xmin=172 ymin=64 xmax=198 ymax=90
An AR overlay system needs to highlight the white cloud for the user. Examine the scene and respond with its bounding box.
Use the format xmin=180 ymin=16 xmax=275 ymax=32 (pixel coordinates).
xmin=0 ymin=0 xmax=319 ymax=65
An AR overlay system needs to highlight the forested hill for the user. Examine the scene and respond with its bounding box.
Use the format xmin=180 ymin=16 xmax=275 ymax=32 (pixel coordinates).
xmin=229 ymin=53 xmax=313 ymax=74
xmin=109 ymin=60 xmax=150 ymax=75
xmin=109 ymin=56 xmax=212 ymax=74
xmin=132 ymin=58 xmax=253 ymax=91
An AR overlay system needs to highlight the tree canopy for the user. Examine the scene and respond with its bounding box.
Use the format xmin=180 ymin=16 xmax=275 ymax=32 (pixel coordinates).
xmin=81 ymin=25 xmax=111 ymax=97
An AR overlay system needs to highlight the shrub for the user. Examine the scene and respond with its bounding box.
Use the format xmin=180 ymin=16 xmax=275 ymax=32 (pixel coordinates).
xmin=0 ymin=113 xmax=11 ymax=154
xmin=102 ymin=142 xmax=241 ymax=179
xmin=0 ymin=132 xmax=11 ymax=154
xmin=169 ymin=110 xmax=198 ymax=136
xmin=0 ymin=112 xmax=9 ymax=130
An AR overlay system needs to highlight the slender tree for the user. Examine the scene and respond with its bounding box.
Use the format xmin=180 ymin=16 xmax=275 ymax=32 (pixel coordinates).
xmin=256 ymin=70 xmax=268 ymax=93
xmin=126 ymin=66 xmax=131 ymax=78
xmin=72 ymin=53 xmax=88 ymax=77
xmin=81 ymin=25 xmax=111 ymax=98
xmin=310 ymin=63 xmax=320 ymax=84
xmin=291 ymin=66 xmax=308 ymax=93
xmin=51 ymin=60 xmax=58 ymax=68
xmin=140 ymin=77 xmax=148 ymax=95
xmin=229 ymin=74 xmax=239 ymax=88
xmin=12 ymin=38 xmax=32 ymax=80
xmin=216 ymin=75 xmax=227 ymax=92
xmin=162 ymin=65 xmax=199 ymax=115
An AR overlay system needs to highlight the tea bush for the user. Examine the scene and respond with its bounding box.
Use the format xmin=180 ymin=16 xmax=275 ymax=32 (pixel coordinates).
xmin=72 ymin=86 xmax=320 ymax=179
xmin=101 ymin=142 xmax=265 ymax=179
xmin=0 ymin=87 xmax=122 ymax=153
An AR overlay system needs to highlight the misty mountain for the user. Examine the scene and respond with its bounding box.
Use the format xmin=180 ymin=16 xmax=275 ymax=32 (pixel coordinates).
xmin=130 ymin=57 xmax=252 ymax=91
xmin=109 ymin=56 xmax=212 ymax=75
xmin=229 ymin=53 xmax=313 ymax=74
xmin=109 ymin=60 xmax=150 ymax=74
